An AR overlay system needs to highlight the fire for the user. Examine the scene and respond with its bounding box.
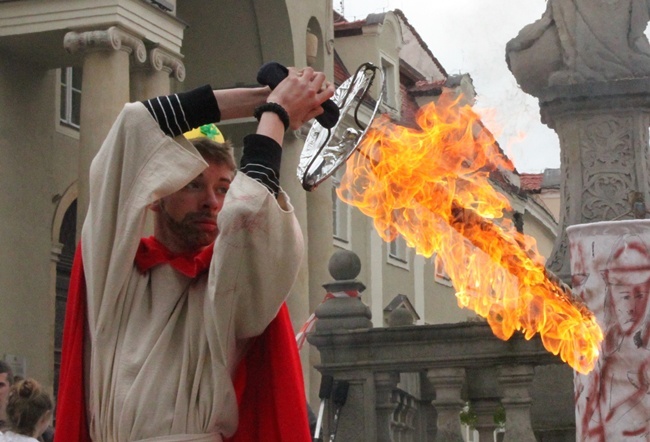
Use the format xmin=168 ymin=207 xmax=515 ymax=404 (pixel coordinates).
xmin=337 ymin=92 xmax=602 ymax=374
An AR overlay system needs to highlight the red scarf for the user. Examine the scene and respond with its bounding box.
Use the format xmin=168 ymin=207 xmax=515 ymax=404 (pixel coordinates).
xmin=55 ymin=237 xmax=311 ymax=441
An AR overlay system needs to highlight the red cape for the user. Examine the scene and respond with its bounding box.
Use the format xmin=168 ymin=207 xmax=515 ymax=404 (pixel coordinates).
xmin=55 ymin=238 xmax=311 ymax=441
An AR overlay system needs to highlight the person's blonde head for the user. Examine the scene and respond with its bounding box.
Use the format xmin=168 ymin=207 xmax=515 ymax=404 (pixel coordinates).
xmin=6 ymin=378 xmax=53 ymax=437
xmin=191 ymin=138 xmax=236 ymax=171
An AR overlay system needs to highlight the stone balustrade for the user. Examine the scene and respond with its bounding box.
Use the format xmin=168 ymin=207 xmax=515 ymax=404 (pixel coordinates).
xmin=308 ymin=318 xmax=564 ymax=441
xmin=307 ymin=250 xmax=570 ymax=441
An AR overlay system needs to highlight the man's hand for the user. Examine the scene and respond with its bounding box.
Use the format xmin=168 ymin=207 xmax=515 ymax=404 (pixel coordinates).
xmin=268 ymin=67 xmax=335 ymax=131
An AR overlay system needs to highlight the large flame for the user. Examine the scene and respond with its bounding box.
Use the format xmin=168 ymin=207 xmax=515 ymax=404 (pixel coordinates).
xmin=337 ymin=93 xmax=602 ymax=374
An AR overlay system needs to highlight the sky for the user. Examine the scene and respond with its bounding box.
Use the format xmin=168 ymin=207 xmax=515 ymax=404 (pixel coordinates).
xmin=336 ymin=0 xmax=557 ymax=173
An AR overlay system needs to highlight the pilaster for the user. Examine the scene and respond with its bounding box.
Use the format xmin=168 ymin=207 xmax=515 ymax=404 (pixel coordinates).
xmin=538 ymin=80 xmax=650 ymax=282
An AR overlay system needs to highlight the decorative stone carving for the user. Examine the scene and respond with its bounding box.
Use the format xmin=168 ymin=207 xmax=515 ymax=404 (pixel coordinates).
xmin=541 ymin=97 xmax=650 ymax=281
xmin=149 ymin=47 xmax=186 ymax=81
xmin=580 ymin=116 xmax=636 ymax=220
xmin=64 ymin=26 xmax=146 ymax=64
xmin=506 ymin=0 xmax=650 ymax=96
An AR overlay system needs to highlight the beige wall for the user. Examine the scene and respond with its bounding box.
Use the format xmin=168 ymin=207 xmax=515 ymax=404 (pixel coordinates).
xmin=540 ymin=190 xmax=561 ymax=222
xmin=0 ymin=58 xmax=80 ymax=387
xmin=523 ymin=210 xmax=557 ymax=260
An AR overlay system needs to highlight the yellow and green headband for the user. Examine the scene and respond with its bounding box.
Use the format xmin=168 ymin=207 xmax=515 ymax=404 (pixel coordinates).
xmin=184 ymin=123 xmax=225 ymax=143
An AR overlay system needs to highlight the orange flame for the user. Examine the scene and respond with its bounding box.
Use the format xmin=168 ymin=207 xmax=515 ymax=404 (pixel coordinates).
xmin=337 ymin=93 xmax=602 ymax=374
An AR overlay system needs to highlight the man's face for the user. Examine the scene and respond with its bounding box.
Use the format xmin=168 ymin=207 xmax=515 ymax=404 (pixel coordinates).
xmin=154 ymin=162 xmax=234 ymax=253
xmin=0 ymin=372 xmax=10 ymax=421
xmin=610 ymin=280 xmax=650 ymax=333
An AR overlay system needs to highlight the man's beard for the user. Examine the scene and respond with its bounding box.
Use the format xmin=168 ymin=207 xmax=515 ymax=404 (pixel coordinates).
xmin=159 ymin=207 xmax=218 ymax=252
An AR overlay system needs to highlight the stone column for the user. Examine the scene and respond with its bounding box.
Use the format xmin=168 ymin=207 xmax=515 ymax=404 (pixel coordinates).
xmin=413 ymin=371 xmax=438 ymax=441
xmin=308 ymin=250 xmax=373 ymax=441
xmin=131 ymin=46 xmax=186 ymax=101
xmin=506 ymin=9 xmax=650 ymax=282
xmin=498 ymin=364 xmax=536 ymax=442
xmin=472 ymin=398 xmax=501 ymax=442
xmin=466 ymin=366 xmax=502 ymax=442
xmin=374 ymin=371 xmax=400 ymax=442
xmin=392 ymin=392 xmax=417 ymax=442
xmin=64 ymin=26 xmax=146 ymax=232
xmin=426 ymin=367 xmax=466 ymax=442
xmin=540 ymin=84 xmax=650 ymax=281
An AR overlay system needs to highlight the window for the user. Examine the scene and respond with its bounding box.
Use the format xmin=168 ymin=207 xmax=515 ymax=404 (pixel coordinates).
xmin=388 ymin=235 xmax=408 ymax=266
xmin=60 ymin=67 xmax=82 ymax=129
xmin=332 ymin=170 xmax=350 ymax=245
xmin=380 ymin=57 xmax=397 ymax=110
xmin=434 ymin=253 xmax=453 ymax=286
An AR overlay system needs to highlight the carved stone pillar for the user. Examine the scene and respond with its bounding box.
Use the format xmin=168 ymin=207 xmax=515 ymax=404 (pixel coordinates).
xmin=540 ymin=83 xmax=650 ymax=281
xmin=507 ymin=4 xmax=650 ymax=282
xmin=131 ymin=47 xmax=186 ymax=101
xmin=498 ymin=365 xmax=536 ymax=442
xmin=374 ymin=371 xmax=400 ymax=442
xmin=64 ymin=26 xmax=146 ymax=232
xmin=426 ymin=367 xmax=466 ymax=442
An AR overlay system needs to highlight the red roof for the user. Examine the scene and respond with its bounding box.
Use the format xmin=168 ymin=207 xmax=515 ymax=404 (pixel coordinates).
xmin=409 ymin=79 xmax=445 ymax=95
xmin=519 ymin=173 xmax=544 ymax=191
xmin=333 ymin=50 xmax=351 ymax=85
xmin=333 ymin=19 xmax=366 ymax=32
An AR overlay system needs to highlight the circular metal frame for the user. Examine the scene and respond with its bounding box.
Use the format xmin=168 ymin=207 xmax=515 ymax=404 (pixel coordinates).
xmin=297 ymin=62 xmax=385 ymax=191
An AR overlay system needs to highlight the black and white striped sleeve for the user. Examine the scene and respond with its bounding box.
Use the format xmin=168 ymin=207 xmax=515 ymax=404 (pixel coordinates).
xmin=240 ymin=134 xmax=282 ymax=197
xmin=140 ymin=85 xmax=221 ymax=137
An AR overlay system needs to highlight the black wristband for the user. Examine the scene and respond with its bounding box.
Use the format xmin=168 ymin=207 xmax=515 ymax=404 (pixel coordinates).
xmin=254 ymin=102 xmax=290 ymax=131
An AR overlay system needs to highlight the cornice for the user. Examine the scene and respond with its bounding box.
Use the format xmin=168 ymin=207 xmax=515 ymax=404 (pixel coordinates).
xmin=0 ymin=0 xmax=185 ymax=53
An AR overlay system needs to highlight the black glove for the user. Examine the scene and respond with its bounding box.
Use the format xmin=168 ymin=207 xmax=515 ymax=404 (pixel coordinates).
xmin=257 ymin=61 xmax=339 ymax=129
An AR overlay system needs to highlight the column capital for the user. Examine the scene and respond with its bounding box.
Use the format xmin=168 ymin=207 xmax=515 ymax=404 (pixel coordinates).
xmin=148 ymin=47 xmax=186 ymax=82
xmin=64 ymin=26 xmax=146 ymax=63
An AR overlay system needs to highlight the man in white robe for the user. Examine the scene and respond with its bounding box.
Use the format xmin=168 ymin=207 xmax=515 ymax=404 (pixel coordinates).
xmin=56 ymin=67 xmax=334 ymax=442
